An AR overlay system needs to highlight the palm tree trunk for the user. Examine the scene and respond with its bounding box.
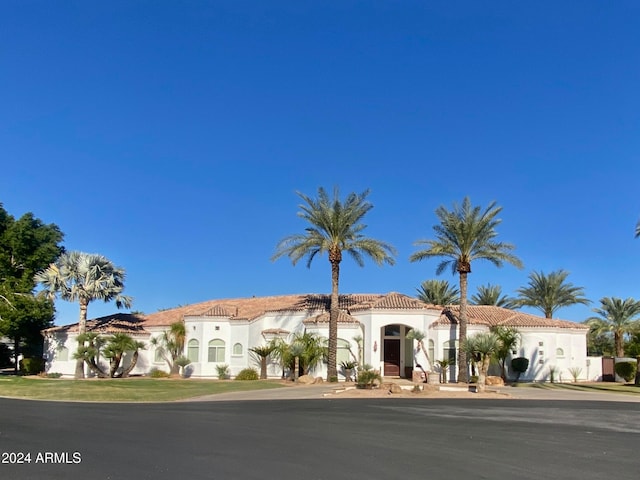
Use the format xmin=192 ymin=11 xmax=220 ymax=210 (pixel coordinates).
xmin=120 ymin=351 xmax=139 ymax=378
xmin=457 ymin=269 xmax=469 ymax=383
xmin=327 ymin=251 xmax=341 ymax=381
xmin=615 ymin=332 xmax=624 ymax=357
xmin=477 ymin=356 xmax=490 ymax=393
xmin=75 ymin=299 xmax=88 ymax=379
xmin=260 ymin=357 xmax=267 ymax=379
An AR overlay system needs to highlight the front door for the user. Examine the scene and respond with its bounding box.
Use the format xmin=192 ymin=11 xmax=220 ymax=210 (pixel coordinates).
xmin=384 ymin=339 xmax=400 ymax=376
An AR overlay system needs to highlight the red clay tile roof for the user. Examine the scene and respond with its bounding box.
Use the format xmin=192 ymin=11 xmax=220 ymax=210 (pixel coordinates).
xmin=431 ymin=305 xmax=588 ymax=330
xmin=43 ymin=313 xmax=147 ymax=335
xmin=303 ymin=311 xmax=361 ymax=325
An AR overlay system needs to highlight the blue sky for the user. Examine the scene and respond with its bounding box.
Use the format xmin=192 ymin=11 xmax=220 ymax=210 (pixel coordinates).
xmin=2 ymin=2 xmax=639 ymax=325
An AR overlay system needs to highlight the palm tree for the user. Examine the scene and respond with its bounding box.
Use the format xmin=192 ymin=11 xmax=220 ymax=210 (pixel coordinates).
xmin=471 ymin=283 xmax=518 ymax=309
xmin=410 ymin=197 xmax=522 ymax=383
xmin=405 ymin=329 xmax=431 ymax=375
xmin=635 ymin=219 xmax=640 ymax=238
xmin=102 ymin=333 xmax=145 ymax=378
xmin=585 ymin=297 xmax=640 ymax=357
xmin=491 ymin=326 xmax=521 ymax=380
xmin=250 ymin=344 xmax=275 ymax=379
xmin=272 ymin=187 xmax=396 ymax=380
xmin=516 ymin=270 xmax=589 ymax=318
xmin=461 ymin=332 xmax=500 ymax=393
xmin=150 ymin=321 xmax=186 ymax=376
xmin=35 ymin=251 xmax=133 ymax=379
xmin=415 ymin=279 xmax=459 ymax=305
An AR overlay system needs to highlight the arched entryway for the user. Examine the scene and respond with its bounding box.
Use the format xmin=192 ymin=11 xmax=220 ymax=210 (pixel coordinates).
xmin=381 ymin=324 xmax=414 ymax=378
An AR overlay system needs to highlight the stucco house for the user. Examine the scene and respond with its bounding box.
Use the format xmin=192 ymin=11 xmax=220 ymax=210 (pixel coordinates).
xmin=42 ymin=292 xmax=592 ymax=382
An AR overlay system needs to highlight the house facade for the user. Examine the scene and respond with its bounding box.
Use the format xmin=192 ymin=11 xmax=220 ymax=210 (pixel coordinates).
xmin=42 ymin=292 xmax=592 ymax=382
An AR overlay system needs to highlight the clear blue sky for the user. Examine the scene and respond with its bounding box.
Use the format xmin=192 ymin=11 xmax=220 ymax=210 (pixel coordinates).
xmin=2 ymin=2 xmax=639 ymax=325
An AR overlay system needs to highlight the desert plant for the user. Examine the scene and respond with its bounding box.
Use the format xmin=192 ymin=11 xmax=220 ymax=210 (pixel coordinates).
xmin=216 ymin=364 xmax=230 ymax=379
xmin=149 ymin=322 xmax=186 ymax=377
xmin=235 ymin=368 xmax=259 ymax=381
xmin=615 ymin=361 xmax=637 ymax=383
xmin=567 ymin=366 xmax=582 ymax=383
xmin=548 ymin=365 xmax=559 ymax=383
xmin=435 ymin=358 xmax=452 ymax=383
xmin=175 ymin=356 xmax=192 ymax=378
xmin=250 ymin=344 xmax=275 ymax=379
xmin=356 ymin=364 xmax=381 ymax=389
xmin=510 ymin=357 xmax=529 ymax=382
xmin=461 ymin=332 xmax=500 ymax=392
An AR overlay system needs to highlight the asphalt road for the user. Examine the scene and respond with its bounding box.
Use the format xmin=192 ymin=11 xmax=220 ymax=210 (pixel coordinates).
xmin=1 ymin=397 xmax=639 ymax=480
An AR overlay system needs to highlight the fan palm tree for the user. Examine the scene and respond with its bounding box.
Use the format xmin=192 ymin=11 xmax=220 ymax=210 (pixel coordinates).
xmin=35 ymin=251 xmax=133 ymax=378
xmin=516 ymin=270 xmax=589 ymax=318
xmin=415 ymin=279 xmax=459 ymax=305
xmin=472 ymin=283 xmax=518 ymax=309
xmin=272 ymin=187 xmax=396 ymax=380
xmin=585 ymin=297 xmax=640 ymax=357
xmin=461 ymin=332 xmax=500 ymax=393
xmin=410 ymin=197 xmax=522 ymax=383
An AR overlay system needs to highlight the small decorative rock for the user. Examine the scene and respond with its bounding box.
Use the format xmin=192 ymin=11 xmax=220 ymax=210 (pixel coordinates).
xmin=389 ymin=383 xmax=403 ymax=394
xmin=297 ymin=374 xmax=315 ymax=385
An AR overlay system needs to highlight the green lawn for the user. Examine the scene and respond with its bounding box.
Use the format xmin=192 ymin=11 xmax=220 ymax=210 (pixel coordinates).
xmin=0 ymin=376 xmax=284 ymax=402
xmin=514 ymin=381 xmax=640 ymax=396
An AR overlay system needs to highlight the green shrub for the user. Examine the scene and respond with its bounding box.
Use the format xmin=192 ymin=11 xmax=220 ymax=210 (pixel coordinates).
xmin=235 ymin=368 xmax=259 ymax=381
xmin=469 ymin=375 xmax=479 ymax=384
xmin=149 ymin=368 xmax=170 ymax=378
xmin=19 ymin=357 xmax=45 ymax=375
xmin=0 ymin=344 xmax=12 ymax=367
xmin=216 ymin=364 xmax=230 ymax=380
xmin=615 ymin=361 xmax=637 ymax=383
xmin=510 ymin=357 xmax=529 ymax=382
xmin=43 ymin=372 xmax=62 ymax=378
xmin=356 ymin=367 xmax=381 ymax=389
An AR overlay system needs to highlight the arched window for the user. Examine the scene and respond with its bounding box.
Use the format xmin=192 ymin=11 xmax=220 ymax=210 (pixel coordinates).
xmin=428 ymin=340 xmax=435 ymax=363
xmin=154 ymin=348 xmax=164 ymax=363
xmin=556 ymin=348 xmax=565 ymax=358
xmin=187 ymin=339 xmax=199 ymax=363
xmin=443 ymin=340 xmax=458 ymax=365
xmin=57 ymin=346 xmax=69 ymax=361
xmin=233 ymin=343 xmax=243 ymax=355
xmin=208 ymin=339 xmax=226 ymax=362
xmin=337 ymin=339 xmax=351 ymax=366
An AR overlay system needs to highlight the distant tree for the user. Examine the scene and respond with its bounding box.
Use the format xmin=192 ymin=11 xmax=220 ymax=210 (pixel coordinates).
xmin=150 ymin=321 xmax=186 ymax=376
xmin=585 ymin=297 xmax=640 ymax=357
xmin=0 ymin=204 xmax=64 ymax=369
xmin=472 ymin=284 xmax=518 ymax=309
xmin=410 ymin=197 xmax=523 ymax=383
xmin=272 ymin=187 xmax=396 ymax=381
xmin=35 ymin=251 xmax=133 ymax=378
xmin=415 ymin=279 xmax=459 ymax=305
xmin=516 ymin=270 xmax=589 ymax=318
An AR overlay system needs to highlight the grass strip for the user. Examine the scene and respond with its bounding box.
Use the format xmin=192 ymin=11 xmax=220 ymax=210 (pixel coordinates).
xmin=0 ymin=376 xmax=284 ymax=402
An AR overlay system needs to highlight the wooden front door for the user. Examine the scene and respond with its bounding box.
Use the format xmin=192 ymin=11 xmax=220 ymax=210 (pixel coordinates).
xmin=384 ymin=339 xmax=400 ymax=376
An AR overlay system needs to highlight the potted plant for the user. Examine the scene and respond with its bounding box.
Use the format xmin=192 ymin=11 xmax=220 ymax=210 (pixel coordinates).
xmin=340 ymin=360 xmax=358 ymax=382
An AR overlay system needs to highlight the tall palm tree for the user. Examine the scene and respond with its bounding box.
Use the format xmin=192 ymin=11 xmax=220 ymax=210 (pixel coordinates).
xmin=272 ymin=187 xmax=396 ymax=380
xmin=586 ymin=297 xmax=640 ymax=357
xmin=415 ymin=279 xmax=459 ymax=305
xmin=472 ymin=283 xmax=518 ymax=309
xmin=410 ymin=197 xmax=522 ymax=383
xmin=34 ymin=251 xmax=132 ymax=378
xmin=516 ymin=270 xmax=589 ymax=318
